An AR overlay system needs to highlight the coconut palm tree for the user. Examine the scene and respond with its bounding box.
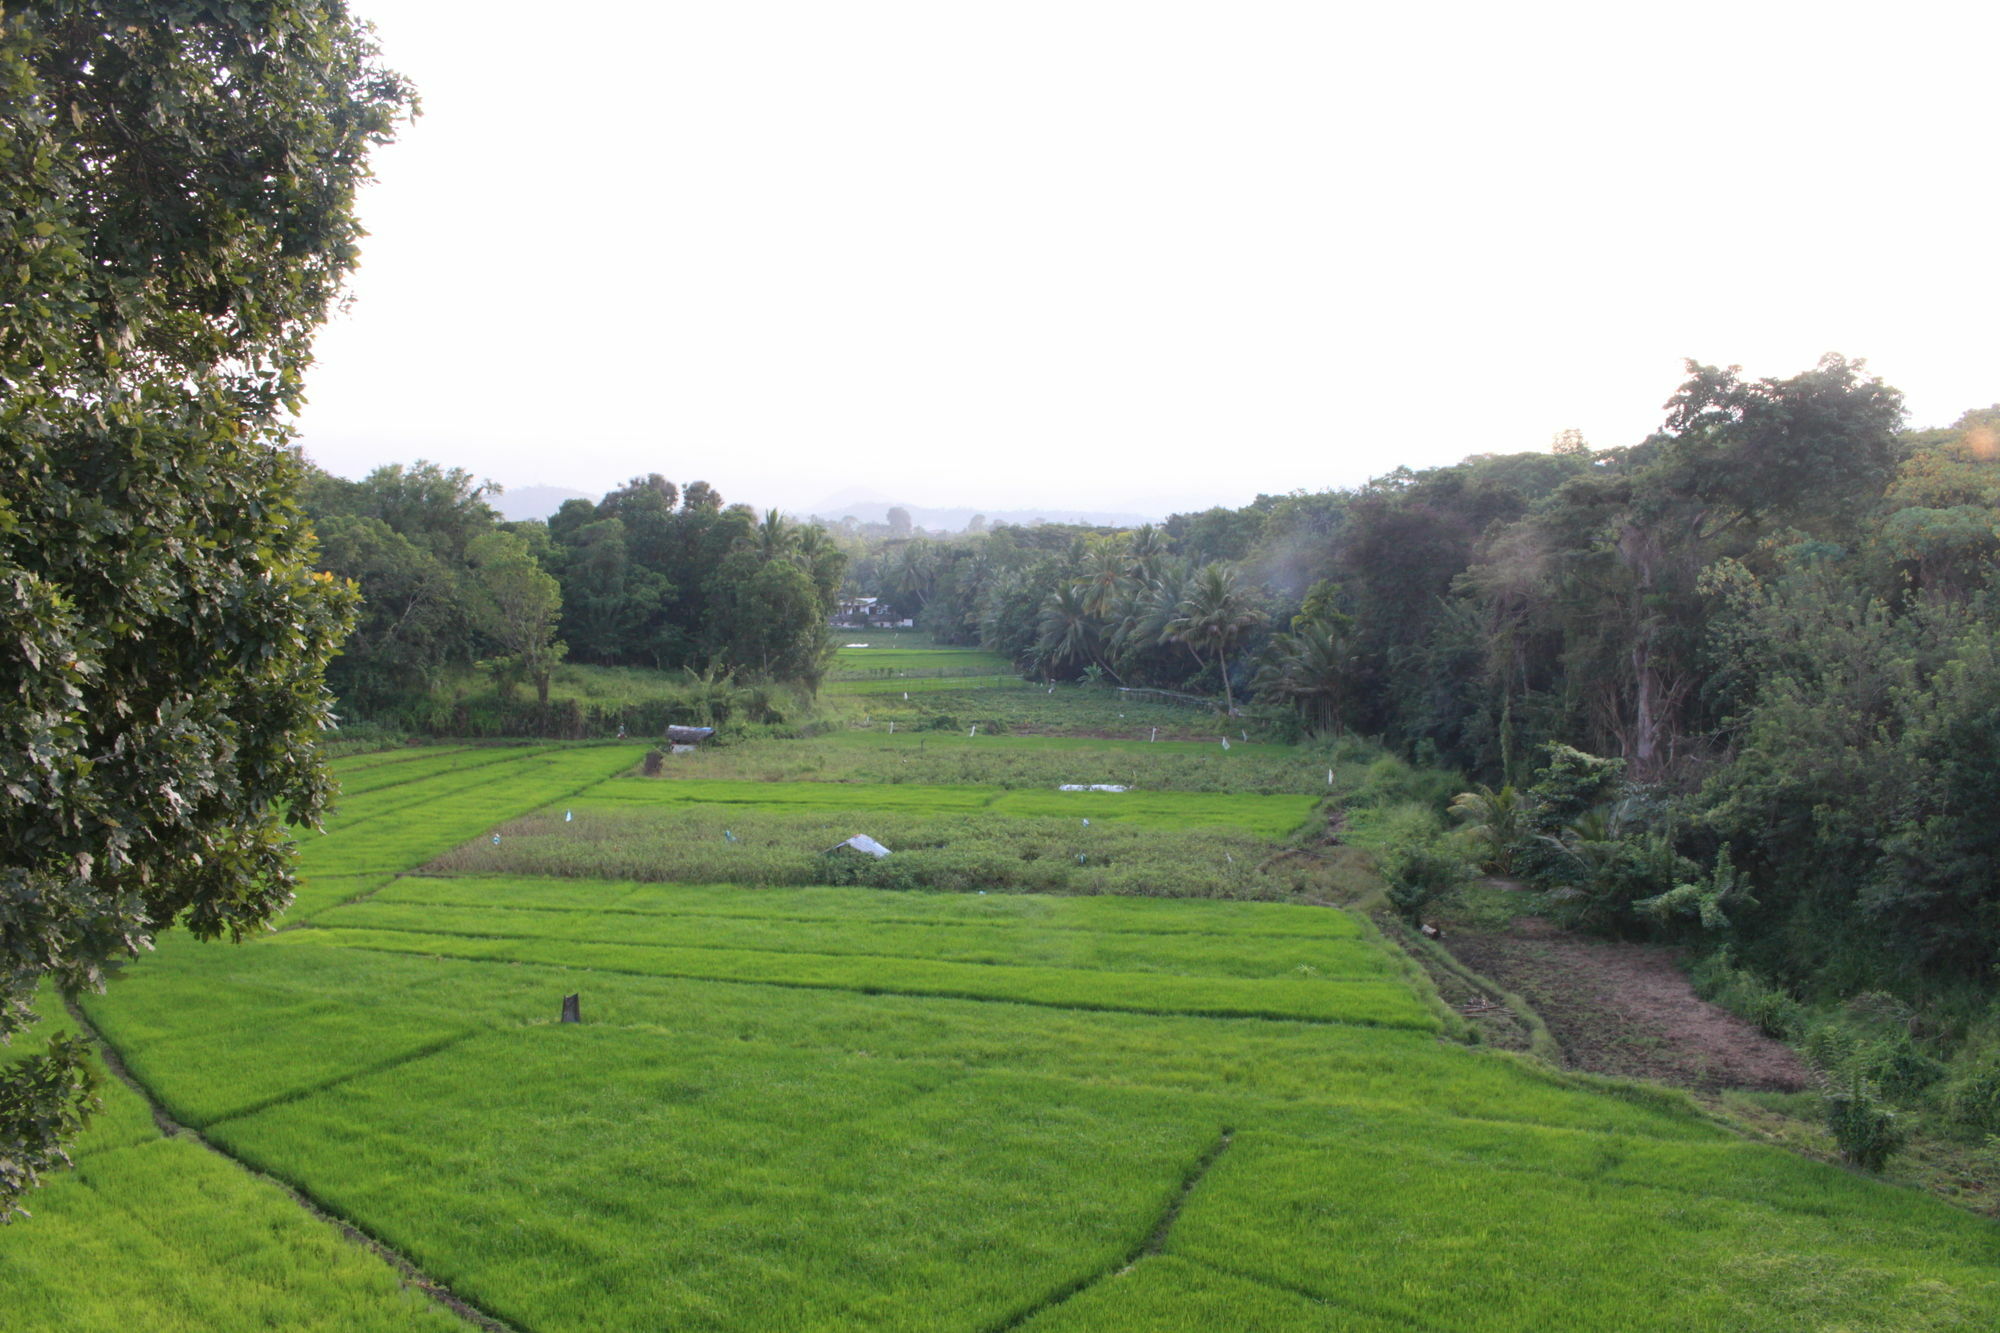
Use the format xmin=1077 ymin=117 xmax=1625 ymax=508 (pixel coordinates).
xmin=1164 ymin=563 xmax=1265 ymax=714
xmin=1036 ymin=583 xmax=1119 ymax=681
xmin=1252 ymin=617 xmax=1350 ymax=736
xmin=1125 ymin=525 xmax=1168 ymax=583
xmin=753 ymin=509 xmax=798 ymax=559
xmin=887 ymin=539 xmax=938 ymax=611
xmin=1078 ymin=541 xmax=1132 ymax=620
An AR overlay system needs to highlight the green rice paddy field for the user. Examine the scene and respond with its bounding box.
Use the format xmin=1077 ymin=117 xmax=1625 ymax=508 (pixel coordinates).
xmin=6 ymin=695 xmax=2000 ymax=1329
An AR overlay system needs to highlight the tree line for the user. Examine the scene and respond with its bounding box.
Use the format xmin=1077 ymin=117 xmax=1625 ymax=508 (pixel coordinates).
xmin=304 ymin=466 xmax=847 ymax=721
xmin=848 ymin=359 xmax=2000 ymax=1017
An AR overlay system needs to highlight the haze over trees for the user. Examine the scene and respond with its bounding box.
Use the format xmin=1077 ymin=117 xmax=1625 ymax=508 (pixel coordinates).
xmin=0 ymin=1 xmax=413 ymax=1218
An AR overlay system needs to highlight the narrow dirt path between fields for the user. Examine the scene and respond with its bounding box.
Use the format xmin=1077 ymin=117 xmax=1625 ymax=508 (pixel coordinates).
xmin=1433 ymin=906 xmax=1809 ymax=1093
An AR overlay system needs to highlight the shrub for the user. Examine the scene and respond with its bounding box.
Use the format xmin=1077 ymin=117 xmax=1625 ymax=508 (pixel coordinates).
xmin=1745 ymin=988 xmax=1807 ymax=1040
xmin=1384 ymin=836 xmax=1480 ymax=920
xmin=1801 ymin=1023 xmax=1857 ymax=1075
xmin=1943 ymin=1053 xmax=2000 ymax=1135
xmin=1867 ymin=1037 xmax=1947 ymax=1100
xmin=1825 ymin=1077 xmax=1905 ymax=1171
xmin=1690 ymin=951 xmax=1804 ymax=1040
xmin=1525 ymin=743 xmax=1626 ymax=832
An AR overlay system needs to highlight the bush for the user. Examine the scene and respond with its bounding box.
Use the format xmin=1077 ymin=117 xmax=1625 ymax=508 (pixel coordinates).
xmin=1745 ymin=988 xmax=1806 ymax=1040
xmin=1690 ymin=951 xmax=1804 ymax=1040
xmin=1384 ymin=836 xmax=1480 ymax=920
xmin=1867 ymin=1037 xmax=1947 ymax=1100
xmin=1825 ymin=1077 xmax=1905 ymax=1171
xmin=1943 ymin=1053 xmax=2000 ymax=1136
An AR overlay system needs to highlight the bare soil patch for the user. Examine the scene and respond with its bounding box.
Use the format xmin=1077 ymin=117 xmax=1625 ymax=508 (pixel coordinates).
xmin=1440 ymin=914 xmax=1809 ymax=1093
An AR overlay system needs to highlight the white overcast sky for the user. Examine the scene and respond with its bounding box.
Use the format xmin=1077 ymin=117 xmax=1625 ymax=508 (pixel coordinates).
xmin=292 ymin=1 xmax=2000 ymax=520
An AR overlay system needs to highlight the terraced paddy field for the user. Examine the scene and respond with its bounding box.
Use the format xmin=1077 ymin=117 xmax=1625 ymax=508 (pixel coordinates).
xmin=822 ymin=673 xmax=1029 ymax=696
xmin=646 ymin=726 xmax=1324 ymax=792
xmin=7 ymin=726 xmax=2000 ymax=1331
xmin=829 ymin=645 xmax=1018 ymax=676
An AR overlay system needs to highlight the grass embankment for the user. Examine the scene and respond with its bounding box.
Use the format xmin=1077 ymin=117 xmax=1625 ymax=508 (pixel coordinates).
xmin=18 ymin=730 xmax=2000 ymax=1332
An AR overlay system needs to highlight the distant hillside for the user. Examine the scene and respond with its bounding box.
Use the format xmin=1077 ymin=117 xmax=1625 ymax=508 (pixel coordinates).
xmin=805 ymin=494 xmax=1159 ymax=532
xmin=492 ymin=484 xmax=594 ymax=522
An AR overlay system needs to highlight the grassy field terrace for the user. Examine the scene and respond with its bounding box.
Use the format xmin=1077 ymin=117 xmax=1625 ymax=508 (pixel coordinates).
xmin=6 ymin=657 xmax=1999 ymax=1330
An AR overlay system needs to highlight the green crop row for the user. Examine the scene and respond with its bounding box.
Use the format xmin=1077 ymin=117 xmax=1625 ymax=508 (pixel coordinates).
xmin=828 ymin=682 xmax=1277 ymax=743
xmin=829 ymin=646 xmax=1015 ymax=672
xmin=0 ymin=987 xmax=464 ymax=1333
xmin=371 ymin=874 xmax=1365 ymax=939
xmin=315 ymin=748 xmax=558 ymax=833
xmin=1162 ymin=1127 xmax=2000 ymax=1330
xmin=423 ymin=806 xmax=1335 ymax=901
xmin=315 ymin=895 xmax=1389 ymax=979
xmin=204 ymin=1029 xmax=1220 ymax=1333
xmin=322 ymin=744 xmax=527 ymax=799
xmin=634 ymin=726 xmax=1338 ymax=794
xmin=300 ymin=924 xmax=1436 ymax=1028
xmin=583 ymin=775 xmax=1318 ymax=838
xmin=823 ymin=673 xmax=1030 ymax=695
xmin=289 ymin=745 xmax=646 ymax=899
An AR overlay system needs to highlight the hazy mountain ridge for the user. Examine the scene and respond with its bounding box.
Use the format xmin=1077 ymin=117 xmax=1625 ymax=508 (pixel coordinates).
xmin=804 ymin=494 xmax=1161 ymax=532
xmin=491 ymin=484 xmax=595 ymax=522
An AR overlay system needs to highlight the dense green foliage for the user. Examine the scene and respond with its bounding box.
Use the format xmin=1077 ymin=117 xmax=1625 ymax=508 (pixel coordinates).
xmin=0 ymin=0 xmax=410 ymax=1217
xmin=308 ymin=467 xmax=848 ymax=727
xmin=1203 ymin=369 xmax=2000 ymax=1003
xmin=548 ymin=477 xmax=844 ymax=679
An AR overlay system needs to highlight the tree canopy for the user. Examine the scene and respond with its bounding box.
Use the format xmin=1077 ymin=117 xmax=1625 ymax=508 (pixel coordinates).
xmin=0 ymin=1 xmax=412 ymax=1219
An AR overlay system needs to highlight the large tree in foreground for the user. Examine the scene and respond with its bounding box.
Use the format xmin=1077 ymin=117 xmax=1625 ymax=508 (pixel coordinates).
xmin=0 ymin=2 xmax=412 ymax=1219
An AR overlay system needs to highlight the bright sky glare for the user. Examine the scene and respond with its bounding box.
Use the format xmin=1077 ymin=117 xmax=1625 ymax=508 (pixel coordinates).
xmin=294 ymin=1 xmax=2000 ymax=520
